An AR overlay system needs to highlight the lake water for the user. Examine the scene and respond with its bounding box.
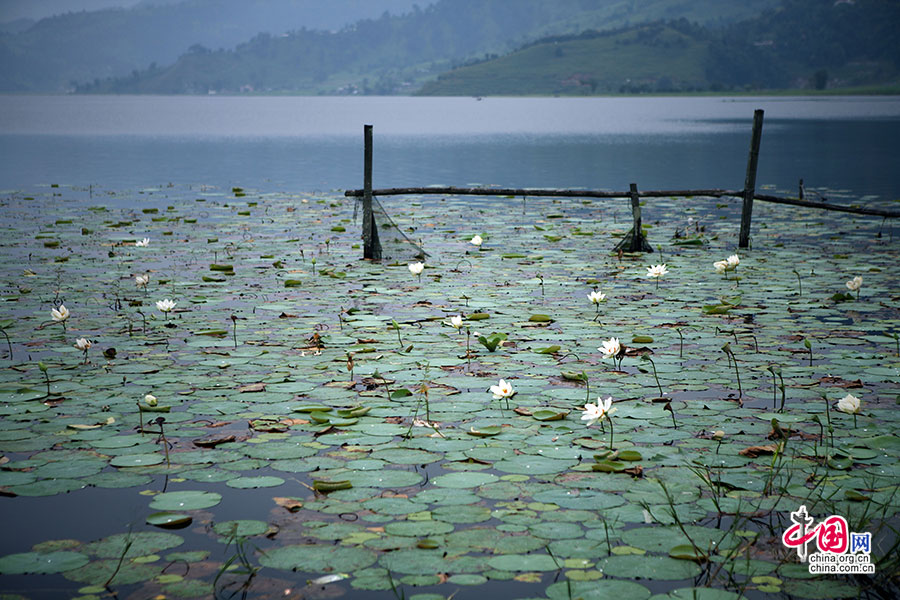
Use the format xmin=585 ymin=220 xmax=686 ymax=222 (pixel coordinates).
xmin=1 ymin=96 xmax=899 ymax=600
xmin=1 ymin=95 xmax=899 ymax=203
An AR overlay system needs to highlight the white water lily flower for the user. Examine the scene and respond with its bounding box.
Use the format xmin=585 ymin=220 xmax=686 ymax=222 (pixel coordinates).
xmin=135 ymin=238 xmax=150 ymax=247
xmin=726 ymin=254 xmax=740 ymax=269
xmin=470 ymin=235 xmax=483 ymax=247
xmin=646 ymin=264 xmax=669 ymax=279
xmin=598 ymin=396 xmax=616 ymax=418
xmin=51 ymin=304 xmax=70 ymax=322
xmin=74 ymin=338 xmax=91 ymax=351
xmin=713 ymin=260 xmax=728 ymax=274
xmin=581 ymin=403 xmax=603 ymax=426
xmin=588 ymin=290 xmax=607 ymax=304
xmin=599 ymin=337 xmax=621 ymax=360
xmin=582 ymin=396 xmax=616 ymax=426
xmin=489 ymin=379 xmax=515 ymax=400
xmin=408 ymin=262 xmax=424 ymax=276
xmin=845 ymin=276 xmax=863 ymax=291
xmin=308 ymin=574 xmax=349 ymax=585
xmin=156 ymin=298 xmax=176 ymax=313
xmin=836 ymin=393 xmax=861 ymax=414
xmin=144 ymin=394 xmax=158 ymax=407
xmin=449 ymin=315 xmax=464 ymax=330
xmin=135 ymin=274 xmax=149 ymax=288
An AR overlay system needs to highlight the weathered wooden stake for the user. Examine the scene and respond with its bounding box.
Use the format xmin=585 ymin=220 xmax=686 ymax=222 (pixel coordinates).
xmin=362 ymin=125 xmax=381 ymax=260
xmin=798 ymin=178 xmax=804 ymax=200
xmin=739 ymin=109 xmax=764 ymax=249
xmin=613 ymin=182 xmax=652 ymax=253
xmin=629 ymin=183 xmax=642 ymax=252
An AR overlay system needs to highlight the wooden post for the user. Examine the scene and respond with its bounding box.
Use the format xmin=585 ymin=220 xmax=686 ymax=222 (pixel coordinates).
xmin=798 ymin=178 xmax=804 ymax=200
xmin=362 ymin=125 xmax=381 ymax=260
xmin=739 ymin=109 xmax=764 ymax=249
xmin=629 ymin=183 xmax=642 ymax=252
xmin=613 ymin=182 xmax=652 ymax=253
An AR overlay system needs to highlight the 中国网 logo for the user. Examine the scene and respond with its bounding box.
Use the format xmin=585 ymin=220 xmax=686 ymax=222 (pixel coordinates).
xmin=781 ymin=505 xmax=874 ymax=574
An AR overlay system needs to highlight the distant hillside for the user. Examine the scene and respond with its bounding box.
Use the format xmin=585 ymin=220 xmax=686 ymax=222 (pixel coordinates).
xmin=419 ymin=21 xmax=712 ymax=96
xmin=73 ymin=0 xmax=779 ymax=95
xmin=0 ymin=0 xmax=430 ymax=92
xmin=0 ymin=17 xmax=34 ymax=34
xmin=419 ymin=0 xmax=900 ymax=95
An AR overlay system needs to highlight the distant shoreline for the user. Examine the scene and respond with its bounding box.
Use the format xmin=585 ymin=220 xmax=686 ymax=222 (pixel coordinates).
xmin=3 ymin=85 xmax=900 ymax=98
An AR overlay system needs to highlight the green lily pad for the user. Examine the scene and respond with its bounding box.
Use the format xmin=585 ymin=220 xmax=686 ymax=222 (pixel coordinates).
xmin=259 ymin=544 xmax=377 ymax=572
xmin=432 ymin=472 xmax=499 ymax=488
xmin=532 ymin=409 xmax=568 ymax=421
xmin=212 ymin=520 xmax=269 ymax=537
xmin=146 ymin=511 xmax=192 ymax=529
xmin=149 ymin=491 xmax=222 ymax=511
xmin=0 ymin=551 xmax=89 ymax=574
xmin=487 ymin=554 xmax=559 ymax=571
xmin=83 ymin=532 xmax=183 ymax=559
xmin=546 ymin=579 xmax=651 ymax=600
xmin=226 ymin=475 xmax=285 ymax=489
xmin=110 ymin=453 xmax=165 ymax=467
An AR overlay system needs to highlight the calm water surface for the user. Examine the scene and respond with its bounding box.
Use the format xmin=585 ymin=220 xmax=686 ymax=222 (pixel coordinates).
xmin=0 ymin=95 xmax=899 ymax=201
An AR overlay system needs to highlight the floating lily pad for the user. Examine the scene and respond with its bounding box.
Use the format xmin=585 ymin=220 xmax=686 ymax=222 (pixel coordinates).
xmin=212 ymin=520 xmax=268 ymax=537
xmin=259 ymin=544 xmax=377 ymax=572
xmin=146 ymin=512 xmax=192 ymax=529
xmin=432 ymin=472 xmax=499 ymax=488
xmin=226 ymin=475 xmax=285 ymax=489
xmin=83 ymin=532 xmax=183 ymax=559
xmin=149 ymin=491 xmax=222 ymax=511
xmin=0 ymin=551 xmax=89 ymax=574
xmin=110 ymin=453 xmax=165 ymax=467
xmin=546 ymin=579 xmax=651 ymax=600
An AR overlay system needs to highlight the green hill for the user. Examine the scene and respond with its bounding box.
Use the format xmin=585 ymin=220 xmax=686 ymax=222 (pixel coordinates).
xmin=73 ymin=0 xmax=779 ymax=95
xmin=419 ymin=22 xmax=712 ymax=96
xmin=419 ymin=0 xmax=900 ymax=96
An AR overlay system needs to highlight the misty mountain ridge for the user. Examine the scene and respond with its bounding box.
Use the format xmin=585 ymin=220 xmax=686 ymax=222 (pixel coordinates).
xmin=64 ymin=0 xmax=783 ymax=95
xmin=420 ymin=0 xmax=900 ymax=95
xmin=0 ymin=0 xmax=432 ymax=91
xmin=2 ymin=0 xmax=897 ymax=95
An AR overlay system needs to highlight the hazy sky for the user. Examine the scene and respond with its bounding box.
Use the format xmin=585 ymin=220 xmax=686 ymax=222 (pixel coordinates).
xmin=0 ymin=0 xmax=148 ymax=22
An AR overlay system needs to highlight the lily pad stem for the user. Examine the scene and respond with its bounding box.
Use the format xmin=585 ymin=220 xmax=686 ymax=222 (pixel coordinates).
xmin=40 ymin=364 xmax=50 ymax=397
xmin=104 ymin=536 xmax=133 ymax=588
xmin=823 ymin=395 xmax=834 ymax=454
xmin=0 ymin=328 xmax=11 ymax=360
xmin=155 ymin=417 xmax=170 ymax=467
xmin=722 ymin=344 xmax=742 ymax=398
xmin=645 ymin=355 xmax=663 ymax=397
xmin=768 ymin=366 xmax=777 ymax=410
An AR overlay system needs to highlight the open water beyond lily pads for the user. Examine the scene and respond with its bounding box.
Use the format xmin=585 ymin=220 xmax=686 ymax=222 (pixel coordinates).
xmin=1 ymin=95 xmax=900 ymax=203
xmin=0 ymin=96 xmax=898 ymax=600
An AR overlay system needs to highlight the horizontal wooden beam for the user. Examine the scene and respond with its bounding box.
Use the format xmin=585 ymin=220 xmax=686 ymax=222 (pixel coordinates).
xmin=343 ymin=186 xmax=900 ymax=219
xmin=752 ymin=193 xmax=900 ymax=219
xmin=344 ymin=186 xmax=737 ymax=199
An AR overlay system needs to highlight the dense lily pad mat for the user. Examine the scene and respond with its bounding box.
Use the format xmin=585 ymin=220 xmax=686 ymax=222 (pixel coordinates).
xmin=0 ymin=183 xmax=898 ymax=600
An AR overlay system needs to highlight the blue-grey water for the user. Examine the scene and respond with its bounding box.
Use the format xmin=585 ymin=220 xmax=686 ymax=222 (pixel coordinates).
xmin=1 ymin=95 xmax=899 ymax=200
